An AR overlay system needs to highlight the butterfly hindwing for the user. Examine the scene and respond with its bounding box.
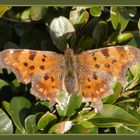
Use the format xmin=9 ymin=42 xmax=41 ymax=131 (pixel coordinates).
xmin=79 ymin=70 xmax=112 ymax=111
xmin=31 ymin=71 xmax=62 ymax=102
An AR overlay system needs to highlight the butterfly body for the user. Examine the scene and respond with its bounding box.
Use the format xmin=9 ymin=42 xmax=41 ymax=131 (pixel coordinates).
xmin=0 ymin=45 xmax=140 ymax=111
xmin=63 ymin=48 xmax=79 ymax=94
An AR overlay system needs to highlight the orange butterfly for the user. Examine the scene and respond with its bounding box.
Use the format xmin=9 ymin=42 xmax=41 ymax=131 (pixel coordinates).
xmin=0 ymin=45 xmax=140 ymax=111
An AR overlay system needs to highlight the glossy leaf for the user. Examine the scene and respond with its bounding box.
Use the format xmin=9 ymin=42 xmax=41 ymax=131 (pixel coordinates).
xmin=37 ymin=112 xmax=57 ymax=130
xmin=81 ymin=17 xmax=100 ymax=38
xmin=76 ymin=37 xmax=95 ymax=51
xmin=56 ymin=92 xmax=82 ymax=117
xmin=119 ymin=7 xmax=137 ymax=19
xmin=92 ymin=21 xmax=107 ymax=48
xmin=25 ymin=115 xmax=37 ymax=134
xmin=91 ymin=104 xmax=140 ymax=127
xmin=89 ymin=6 xmax=102 ymax=17
xmin=21 ymin=8 xmax=31 ymax=21
xmin=125 ymin=63 xmax=140 ymax=91
xmin=49 ymin=16 xmax=76 ymax=51
xmin=48 ymin=121 xmax=73 ymax=134
xmin=0 ymin=109 xmax=13 ymax=134
xmin=103 ymin=82 xmax=122 ymax=104
xmin=116 ymin=125 xmax=140 ymax=134
xmin=137 ymin=107 xmax=140 ymax=115
xmin=70 ymin=8 xmax=89 ymax=30
xmin=138 ymin=18 xmax=140 ymax=30
xmin=69 ymin=124 xmax=98 ymax=134
xmin=107 ymin=32 xmax=119 ymax=45
xmin=10 ymin=97 xmax=31 ymax=133
xmin=30 ymin=6 xmax=47 ymax=21
xmin=126 ymin=30 xmax=140 ymax=47
xmin=2 ymin=101 xmax=12 ymax=116
xmin=117 ymin=32 xmax=133 ymax=44
xmin=111 ymin=7 xmax=129 ymax=32
xmin=76 ymin=109 xmax=96 ymax=122
xmin=78 ymin=120 xmax=95 ymax=128
xmin=0 ymin=79 xmax=9 ymax=89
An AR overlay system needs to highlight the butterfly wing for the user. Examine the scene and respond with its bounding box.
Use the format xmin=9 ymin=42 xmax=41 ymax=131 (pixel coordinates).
xmin=78 ymin=45 xmax=140 ymax=111
xmin=31 ymin=71 xmax=63 ymax=102
xmin=0 ymin=49 xmax=64 ymax=101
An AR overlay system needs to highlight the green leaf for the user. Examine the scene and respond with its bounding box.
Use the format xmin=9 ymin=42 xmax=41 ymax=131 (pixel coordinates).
xmin=30 ymin=6 xmax=47 ymax=21
xmin=37 ymin=112 xmax=57 ymax=130
xmin=117 ymin=32 xmax=133 ymax=44
xmin=91 ymin=104 xmax=140 ymax=127
xmin=119 ymin=7 xmax=137 ymax=19
xmin=56 ymin=92 xmax=82 ymax=117
xmin=0 ymin=109 xmax=13 ymax=134
xmin=15 ymin=128 xmax=22 ymax=134
xmin=75 ymin=110 xmax=96 ymax=123
xmin=116 ymin=125 xmax=140 ymax=134
xmin=125 ymin=63 xmax=140 ymax=91
xmin=137 ymin=107 xmax=140 ymax=115
xmin=116 ymin=98 xmax=137 ymax=104
xmin=21 ymin=8 xmax=31 ymax=21
xmin=138 ymin=18 xmax=140 ymax=30
xmin=92 ymin=21 xmax=107 ymax=48
xmin=48 ymin=121 xmax=73 ymax=134
xmin=25 ymin=115 xmax=37 ymax=134
xmin=89 ymin=6 xmax=102 ymax=17
xmin=0 ymin=79 xmax=9 ymax=90
xmin=70 ymin=8 xmax=89 ymax=30
xmin=2 ymin=101 xmax=12 ymax=116
xmin=76 ymin=37 xmax=95 ymax=51
xmin=78 ymin=120 xmax=95 ymax=128
xmin=49 ymin=16 xmax=76 ymax=51
xmin=107 ymin=32 xmax=119 ymax=45
xmin=68 ymin=124 xmax=98 ymax=134
xmin=103 ymin=82 xmax=122 ymax=104
xmin=81 ymin=17 xmax=100 ymax=38
xmin=126 ymin=30 xmax=140 ymax=47
xmin=10 ymin=97 xmax=31 ymax=133
xmin=110 ymin=7 xmax=129 ymax=33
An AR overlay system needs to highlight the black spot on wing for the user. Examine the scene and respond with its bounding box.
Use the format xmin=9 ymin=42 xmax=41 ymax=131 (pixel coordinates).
xmin=93 ymin=72 xmax=98 ymax=80
xmin=23 ymin=62 xmax=28 ymax=67
xmin=105 ymin=63 xmax=110 ymax=68
xmin=29 ymin=51 xmax=37 ymax=60
xmin=29 ymin=65 xmax=35 ymax=70
xmin=95 ymin=64 xmax=100 ymax=68
xmin=39 ymin=65 xmax=45 ymax=70
xmin=51 ymin=76 xmax=54 ymax=82
xmin=44 ymin=75 xmax=49 ymax=80
xmin=100 ymin=48 xmax=110 ymax=58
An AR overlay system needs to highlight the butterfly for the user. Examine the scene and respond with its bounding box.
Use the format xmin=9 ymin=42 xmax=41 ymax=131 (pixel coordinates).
xmin=0 ymin=45 xmax=140 ymax=112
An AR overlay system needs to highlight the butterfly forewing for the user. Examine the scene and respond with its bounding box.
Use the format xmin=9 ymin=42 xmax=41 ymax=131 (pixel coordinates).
xmin=0 ymin=49 xmax=64 ymax=83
